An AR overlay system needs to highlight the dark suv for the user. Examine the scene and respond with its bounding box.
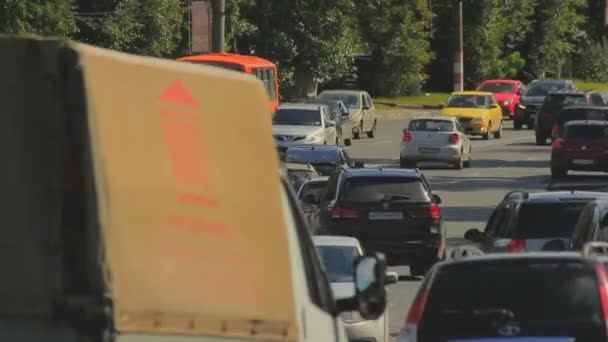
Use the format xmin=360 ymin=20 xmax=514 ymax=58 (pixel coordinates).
xmin=534 ymin=90 xmax=605 ymax=145
xmin=315 ymin=168 xmax=445 ymax=276
xmin=464 ymin=190 xmax=608 ymax=252
xmin=514 ymin=79 xmax=575 ymax=130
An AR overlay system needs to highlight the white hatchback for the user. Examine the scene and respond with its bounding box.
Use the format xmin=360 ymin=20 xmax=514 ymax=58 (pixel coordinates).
xmin=273 ymin=103 xmax=338 ymax=149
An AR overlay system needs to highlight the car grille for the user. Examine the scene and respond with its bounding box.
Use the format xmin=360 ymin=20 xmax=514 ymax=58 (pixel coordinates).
xmin=274 ymin=135 xmax=306 ymax=142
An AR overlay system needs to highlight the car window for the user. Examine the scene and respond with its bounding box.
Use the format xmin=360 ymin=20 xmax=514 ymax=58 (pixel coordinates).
xmin=315 ymin=245 xmax=358 ymax=283
xmin=500 ymin=202 xmax=588 ymax=239
xmin=321 ymin=173 xmax=340 ymax=203
xmin=340 ymin=177 xmax=428 ymax=203
xmin=419 ymin=259 xmax=602 ymax=338
xmin=298 ymin=181 xmax=328 ymax=202
xmin=571 ymin=204 xmax=596 ymax=250
xmin=365 ymin=94 xmax=373 ymax=108
xmin=409 ymin=119 xmax=454 ymax=132
xmin=565 ymin=125 xmax=608 ymax=140
xmin=446 ymin=95 xmax=490 ymax=108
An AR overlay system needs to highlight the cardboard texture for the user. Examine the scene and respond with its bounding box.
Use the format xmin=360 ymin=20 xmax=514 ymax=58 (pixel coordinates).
xmin=0 ymin=36 xmax=295 ymax=340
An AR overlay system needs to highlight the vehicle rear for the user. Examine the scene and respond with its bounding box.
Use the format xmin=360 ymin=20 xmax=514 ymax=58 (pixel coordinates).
xmin=553 ymin=107 xmax=608 ymax=139
xmin=537 ymin=93 xmax=588 ymax=143
xmin=487 ymin=197 xmax=598 ymax=252
xmin=401 ymin=118 xmax=463 ymax=164
xmin=552 ymin=121 xmax=608 ymax=175
xmin=399 ymin=256 xmax=608 ymax=342
xmin=319 ymin=170 xmax=444 ymax=268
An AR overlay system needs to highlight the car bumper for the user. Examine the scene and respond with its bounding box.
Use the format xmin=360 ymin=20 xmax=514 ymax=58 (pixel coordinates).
xmin=464 ymin=123 xmax=488 ymax=135
xmin=343 ymin=316 xmax=385 ymax=342
xmin=552 ymin=154 xmax=608 ymax=171
xmin=400 ymin=144 xmax=461 ymax=162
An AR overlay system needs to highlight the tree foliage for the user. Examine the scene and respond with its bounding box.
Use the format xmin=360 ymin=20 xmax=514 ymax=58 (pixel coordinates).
xmin=0 ymin=0 xmax=78 ymax=37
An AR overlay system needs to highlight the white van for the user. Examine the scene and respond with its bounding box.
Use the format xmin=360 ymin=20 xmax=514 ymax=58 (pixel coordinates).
xmin=0 ymin=36 xmax=388 ymax=342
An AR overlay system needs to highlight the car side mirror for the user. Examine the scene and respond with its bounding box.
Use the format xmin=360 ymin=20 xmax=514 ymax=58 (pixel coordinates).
xmin=335 ymin=253 xmax=387 ymax=320
xmin=384 ymin=271 xmax=398 ymax=285
xmin=432 ymin=194 xmax=442 ymax=204
xmin=302 ymin=193 xmax=317 ymax=205
xmin=464 ymin=228 xmax=483 ymax=242
xmin=353 ymin=161 xmax=365 ymax=168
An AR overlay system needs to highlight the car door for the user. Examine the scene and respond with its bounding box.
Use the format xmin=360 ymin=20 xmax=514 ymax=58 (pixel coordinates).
xmin=456 ymin=120 xmax=471 ymax=157
xmin=363 ymin=92 xmax=377 ymax=129
xmin=490 ymin=95 xmax=502 ymax=131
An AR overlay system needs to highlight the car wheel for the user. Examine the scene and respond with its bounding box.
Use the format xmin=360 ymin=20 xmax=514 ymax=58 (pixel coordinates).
xmin=353 ymin=122 xmax=362 ymax=140
xmin=463 ymin=154 xmax=472 ymax=168
xmin=344 ymin=138 xmax=352 ymax=146
xmin=453 ymin=155 xmax=463 ymax=170
xmin=482 ymin=123 xmax=491 ymax=140
xmin=367 ymin=120 xmax=377 ymax=138
xmin=494 ymin=123 xmax=502 ymax=139
xmin=535 ymin=134 xmax=546 ymax=146
xmin=527 ymin=119 xmax=535 ymax=130
xmin=513 ymin=119 xmax=522 ymax=130
xmin=551 ymin=167 xmax=568 ymax=179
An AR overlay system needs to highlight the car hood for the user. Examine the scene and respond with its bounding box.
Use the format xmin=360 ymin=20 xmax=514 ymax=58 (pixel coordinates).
xmin=493 ymin=93 xmax=517 ymax=102
xmin=330 ymin=282 xmax=356 ymax=300
xmin=520 ymin=95 xmax=546 ymax=105
xmin=441 ymin=107 xmax=490 ymax=118
xmin=272 ymin=125 xmax=321 ymax=136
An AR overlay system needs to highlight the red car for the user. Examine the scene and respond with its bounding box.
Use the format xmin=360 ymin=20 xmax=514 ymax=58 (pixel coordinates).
xmin=551 ymin=120 xmax=608 ymax=178
xmin=477 ymin=79 xmax=525 ymax=119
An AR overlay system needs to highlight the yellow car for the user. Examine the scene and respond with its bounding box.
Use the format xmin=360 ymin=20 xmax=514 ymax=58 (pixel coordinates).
xmin=440 ymin=91 xmax=503 ymax=140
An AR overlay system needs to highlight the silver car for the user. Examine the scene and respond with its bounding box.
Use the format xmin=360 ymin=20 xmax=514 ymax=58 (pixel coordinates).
xmin=273 ymin=103 xmax=338 ymax=150
xmin=313 ymin=236 xmax=398 ymax=342
xmin=400 ymin=114 xmax=472 ymax=169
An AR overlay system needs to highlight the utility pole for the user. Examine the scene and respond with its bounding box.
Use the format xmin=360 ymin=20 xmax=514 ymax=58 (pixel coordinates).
xmin=211 ymin=0 xmax=225 ymax=52
xmin=605 ymin=0 xmax=608 ymax=26
xmin=454 ymin=0 xmax=464 ymax=91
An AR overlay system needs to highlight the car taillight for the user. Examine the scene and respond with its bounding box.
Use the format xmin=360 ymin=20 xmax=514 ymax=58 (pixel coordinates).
xmin=448 ymin=133 xmax=459 ymax=144
xmin=408 ymin=203 xmax=441 ymax=219
xmin=430 ymin=203 xmax=441 ymax=219
xmin=398 ymin=289 xmax=429 ymax=342
xmin=506 ymin=239 xmax=526 ymax=253
xmin=329 ymin=204 xmax=360 ymax=218
xmin=595 ymin=264 xmax=608 ymax=326
xmin=402 ymin=131 xmax=412 ymax=142
xmin=552 ymin=138 xmax=564 ymax=150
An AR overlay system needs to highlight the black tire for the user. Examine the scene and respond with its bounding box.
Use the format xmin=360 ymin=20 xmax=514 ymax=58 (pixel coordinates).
xmin=464 ymin=152 xmax=472 ymax=168
xmin=453 ymin=155 xmax=463 ymax=170
xmin=551 ymin=167 xmax=568 ymax=179
xmin=366 ymin=120 xmax=377 ymax=138
xmin=353 ymin=122 xmax=363 ymax=140
xmin=527 ymin=120 xmax=535 ymax=130
xmin=494 ymin=123 xmax=502 ymax=139
xmin=514 ymin=119 xmax=522 ymax=130
xmin=344 ymin=138 xmax=352 ymax=146
xmin=535 ymin=134 xmax=546 ymax=146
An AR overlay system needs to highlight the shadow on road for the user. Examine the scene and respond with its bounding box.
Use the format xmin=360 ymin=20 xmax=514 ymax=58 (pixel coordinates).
xmin=355 ymin=157 xmax=400 ymax=168
xmin=441 ymin=205 xmax=494 ymax=222
xmin=470 ymin=159 xmax=549 ymax=169
xmin=398 ymin=275 xmax=421 ymax=282
xmin=429 ymin=174 xmax=549 ymax=192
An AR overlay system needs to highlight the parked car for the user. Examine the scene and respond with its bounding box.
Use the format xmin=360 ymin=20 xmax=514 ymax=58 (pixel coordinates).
xmin=282 ymin=162 xmax=319 ymax=191
xmin=464 ymin=190 xmax=608 ymax=252
xmin=514 ymin=79 xmax=576 ymax=130
xmin=318 ymin=89 xmax=378 ymax=140
xmin=534 ymin=90 xmax=605 ymax=145
xmin=476 ymin=79 xmax=525 ymax=120
xmin=551 ymin=120 xmax=608 ymax=178
xmin=314 ymin=236 xmax=397 ymax=342
xmin=551 ymin=105 xmax=608 ymax=140
xmin=398 ymin=251 xmax=608 ymax=341
xmin=400 ymin=114 xmax=472 ymax=169
xmin=315 ymin=168 xmax=445 ymax=276
xmin=440 ymin=91 xmax=503 ymax=140
xmin=297 ymin=176 xmax=330 ymax=226
xmin=307 ymin=99 xmax=352 ymax=146
xmin=273 ymin=103 xmax=338 ymax=151
xmin=284 ymin=144 xmax=362 ymax=176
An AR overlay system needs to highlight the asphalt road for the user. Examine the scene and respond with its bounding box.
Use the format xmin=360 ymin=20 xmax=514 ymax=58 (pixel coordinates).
xmin=345 ymin=113 xmax=553 ymax=339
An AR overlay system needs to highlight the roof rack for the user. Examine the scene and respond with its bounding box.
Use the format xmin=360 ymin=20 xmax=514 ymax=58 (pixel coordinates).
xmin=583 ymin=242 xmax=608 ymax=257
xmin=448 ymin=246 xmax=485 ymax=260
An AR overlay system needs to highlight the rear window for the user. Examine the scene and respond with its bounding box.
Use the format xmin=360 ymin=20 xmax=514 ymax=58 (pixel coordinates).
xmin=409 ymin=119 xmax=454 ymax=132
xmin=340 ymin=177 xmax=428 ymax=202
xmin=566 ymin=125 xmax=608 ymax=140
xmin=545 ymin=94 xmax=587 ymax=108
xmin=298 ymin=181 xmax=327 ymax=201
xmin=315 ymin=245 xmax=358 ymax=283
xmin=420 ymin=259 xmax=602 ymax=339
xmin=508 ymin=202 xmax=588 ymax=238
xmin=559 ymin=108 xmax=608 ymax=125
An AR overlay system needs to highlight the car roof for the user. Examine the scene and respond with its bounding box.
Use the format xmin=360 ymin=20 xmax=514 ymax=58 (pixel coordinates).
xmin=480 ymin=79 xmax=520 ymax=84
xmin=277 ymin=102 xmax=325 ymax=110
xmin=303 ymin=176 xmax=330 ymax=183
xmin=436 ymin=252 xmax=587 ymax=268
xmin=564 ymin=120 xmax=608 ymax=126
xmin=313 ymin=235 xmax=360 ymax=247
xmin=342 ymin=168 xmax=422 ymax=178
xmin=450 ymin=91 xmax=494 ymax=96
xmin=282 ymin=162 xmax=316 ymax=171
xmin=561 ymin=105 xmax=608 ymax=111
xmin=319 ymin=89 xmax=365 ymax=95
xmin=506 ymin=190 xmax=608 ymax=203
xmin=287 ymin=144 xmax=341 ymax=152
xmin=411 ymin=113 xmax=456 ymax=121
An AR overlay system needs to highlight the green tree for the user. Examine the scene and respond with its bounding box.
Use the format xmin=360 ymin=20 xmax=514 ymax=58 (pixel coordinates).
xmin=575 ymin=43 xmax=608 ymax=82
xmin=0 ymin=0 xmax=78 ymax=37
xmin=355 ymin=0 xmax=433 ymax=96
xmin=103 ymin=0 xmax=184 ymax=57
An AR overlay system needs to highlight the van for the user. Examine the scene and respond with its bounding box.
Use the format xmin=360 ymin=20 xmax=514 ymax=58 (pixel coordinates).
xmin=0 ymin=36 xmax=388 ymax=341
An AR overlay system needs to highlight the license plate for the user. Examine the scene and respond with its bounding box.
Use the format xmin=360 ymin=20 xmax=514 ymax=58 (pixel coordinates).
xmin=419 ymin=147 xmax=440 ymax=153
xmin=369 ymin=212 xmax=404 ymax=220
xmin=573 ymin=158 xmax=594 ymax=165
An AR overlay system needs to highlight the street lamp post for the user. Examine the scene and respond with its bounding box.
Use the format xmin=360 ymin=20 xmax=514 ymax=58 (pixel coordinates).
xmin=454 ymin=0 xmax=464 ymax=92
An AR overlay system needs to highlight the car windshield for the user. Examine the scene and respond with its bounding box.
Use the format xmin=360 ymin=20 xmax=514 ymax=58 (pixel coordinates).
xmin=446 ymin=95 xmax=491 ymax=108
xmin=298 ymin=181 xmax=328 ymax=202
xmin=506 ymin=202 xmax=588 ymax=238
xmin=315 ymin=245 xmax=358 ymax=282
xmin=565 ymin=125 xmax=608 ymax=140
xmin=286 ymin=149 xmax=340 ymax=164
xmin=478 ymin=82 xmax=515 ymax=93
xmin=420 ymin=259 xmax=602 ymax=339
xmin=544 ymin=95 xmax=587 ymax=108
xmin=319 ymin=93 xmax=360 ymax=109
xmin=341 ymin=177 xmax=428 ymax=202
xmin=526 ymin=83 xmax=567 ymax=97
xmin=273 ymin=109 xmax=321 ymax=126
xmin=409 ymin=119 xmax=454 ymax=132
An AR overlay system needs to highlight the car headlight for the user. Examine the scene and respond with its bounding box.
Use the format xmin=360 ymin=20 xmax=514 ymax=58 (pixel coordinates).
xmin=503 ymin=99 xmax=513 ymax=106
xmin=518 ymin=103 xmax=526 ymax=109
xmin=340 ymin=310 xmax=365 ymax=323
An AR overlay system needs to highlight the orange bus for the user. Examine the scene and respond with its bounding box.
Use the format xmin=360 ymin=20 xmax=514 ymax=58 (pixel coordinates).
xmin=177 ymin=53 xmax=280 ymax=113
